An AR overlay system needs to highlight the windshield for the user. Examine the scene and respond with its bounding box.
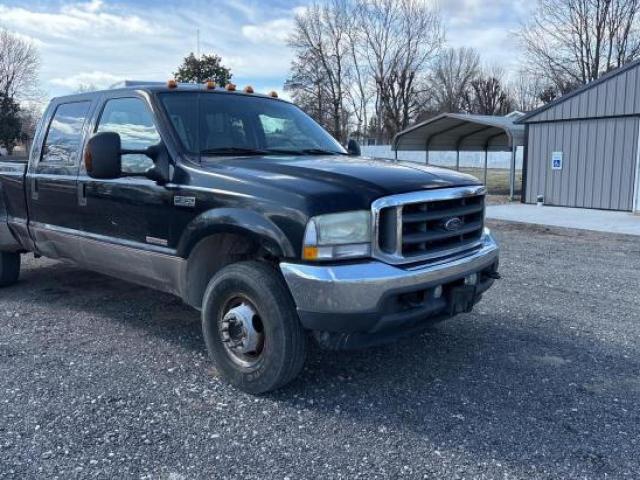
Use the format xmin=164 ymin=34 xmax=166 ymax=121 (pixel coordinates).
xmin=159 ymin=92 xmax=347 ymax=157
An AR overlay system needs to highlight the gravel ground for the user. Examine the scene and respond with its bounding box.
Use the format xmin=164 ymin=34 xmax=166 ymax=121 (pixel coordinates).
xmin=1 ymin=220 xmax=639 ymax=479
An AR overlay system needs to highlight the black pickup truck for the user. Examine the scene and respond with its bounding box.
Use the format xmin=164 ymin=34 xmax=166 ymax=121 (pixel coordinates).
xmin=0 ymin=83 xmax=499 ymax=393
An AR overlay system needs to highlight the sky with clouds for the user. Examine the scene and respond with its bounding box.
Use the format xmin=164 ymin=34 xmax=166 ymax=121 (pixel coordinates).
xmin=0 ymin=0 xmax=533 ymax=101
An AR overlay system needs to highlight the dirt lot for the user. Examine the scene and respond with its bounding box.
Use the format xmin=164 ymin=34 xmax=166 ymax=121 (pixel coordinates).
xmin=1 ymin=221 xmax=639 ymax=479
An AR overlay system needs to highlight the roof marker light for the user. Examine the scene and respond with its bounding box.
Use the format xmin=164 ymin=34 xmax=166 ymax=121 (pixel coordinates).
xmin=243 ymin=85 xmax=254 ymax=94
xmin=269 ymin=91 xmax=278 ymax=98
xmin=225 ymin=83 xmax=236 ymax=91
xmin=205 ymin=81 xmax=216 ymax=90
xmin=167 ymin=79 xmax=178 ymax=89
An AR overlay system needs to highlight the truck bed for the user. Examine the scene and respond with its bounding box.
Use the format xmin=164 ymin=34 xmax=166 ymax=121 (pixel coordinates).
xmin=0 ymin=161 xmax=28 ymax=251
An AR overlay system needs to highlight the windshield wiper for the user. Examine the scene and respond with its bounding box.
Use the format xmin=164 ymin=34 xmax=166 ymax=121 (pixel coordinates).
xmin=200 ymin=147 xmax=268 ymax=156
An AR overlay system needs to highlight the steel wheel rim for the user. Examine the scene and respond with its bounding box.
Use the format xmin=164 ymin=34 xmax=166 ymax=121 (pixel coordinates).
xmin=218 ymin=295 xmax=265 ymax=368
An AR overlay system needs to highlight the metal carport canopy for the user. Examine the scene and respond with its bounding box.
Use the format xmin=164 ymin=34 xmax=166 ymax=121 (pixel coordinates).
xmin=392 ymin=113 xmax=525 ymax=152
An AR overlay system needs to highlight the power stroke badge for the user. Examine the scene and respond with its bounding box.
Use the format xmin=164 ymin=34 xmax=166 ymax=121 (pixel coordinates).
xmin=174 ymin=195 xmax=196 ymax=208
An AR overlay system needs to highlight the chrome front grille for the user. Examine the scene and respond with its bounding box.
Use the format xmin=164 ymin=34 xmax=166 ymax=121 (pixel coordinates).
xmin=372 ymin=186 xmax=486 ymax=265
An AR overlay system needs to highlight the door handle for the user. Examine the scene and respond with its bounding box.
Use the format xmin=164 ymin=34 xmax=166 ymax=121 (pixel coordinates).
xmin=31 ymin=176 xmax=39 ymax=200
xmin=77 ymin=181 xmax=87 ymax=207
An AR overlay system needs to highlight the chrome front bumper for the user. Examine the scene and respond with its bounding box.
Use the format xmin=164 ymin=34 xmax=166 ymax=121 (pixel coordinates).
xmin=280 ymin=231 xmax=499 ymax=334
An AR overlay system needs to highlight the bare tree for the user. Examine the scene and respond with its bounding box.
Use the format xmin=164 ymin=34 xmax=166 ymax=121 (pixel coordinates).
xmin=520 ymin=0 xmax=640 ymax=93
xmin=0 ymin=29 xmax=39 ymax=100
xmin=509 ymin=70 xmax=546 ymax=112
xmin=428 ymin=47 xmax=480 ymax=113
xmin=343 ymin=4 xmax=375 ymax=142
xmin=287 ymin=0 xmax=353 ymax=142
xmin=358 ymin=0 xmax=444 ymax=141
xmin=285 ymin=58 xmax=333 ymax=130
xmin=465 ymin=66 xmax=514 ymax=115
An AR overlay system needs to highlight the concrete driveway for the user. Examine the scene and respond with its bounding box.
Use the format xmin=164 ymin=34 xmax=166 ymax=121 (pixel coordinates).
xmin=487 ymin=203 xmax=640 ymax=236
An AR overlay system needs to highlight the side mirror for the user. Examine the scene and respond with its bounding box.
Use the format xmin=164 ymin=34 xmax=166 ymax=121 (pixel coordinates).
xmin=347 ymin=139 xmax=361 ymax=156
xmin=85 ymin=132 xmax=122 ymax=179
xmin=85 ymin=132 xmax=170 ymax=184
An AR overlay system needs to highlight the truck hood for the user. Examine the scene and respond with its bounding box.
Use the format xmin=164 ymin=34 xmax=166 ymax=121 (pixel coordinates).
xmin=194 ymin=154 xmax=482 ymax=216
xmin=202 ymin=155 xmax=479 ymax=190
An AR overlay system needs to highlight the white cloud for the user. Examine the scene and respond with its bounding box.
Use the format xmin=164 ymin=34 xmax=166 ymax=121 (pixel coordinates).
xmin=3 ymin=30 xmax=45 ymax=48
xmin=241 ymin=18 xmax=294 ymax=46
xmin=84 ymin=0 xmax=103 ymax=13
xmin=292 ymin=6 xmax=307 ymax=16
xmin=223 ymin=49 xmax=293 ymax=80
xmin=0 ymin=1 xmax=159 ymax=39
xmin=441 ymin=0 xmax=533 ymax=76
xmin=50 ymin=71 xmax=124 ymax=90
xmin=222 ymin=0 xmax=259 ymax=23
xmin=442 ymin=0 xmax=531 ymax=27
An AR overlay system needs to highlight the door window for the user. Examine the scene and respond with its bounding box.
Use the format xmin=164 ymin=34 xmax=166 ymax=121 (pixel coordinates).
xmin=96 ymin=98 xmax=161 ymax=174
xmin=41 ymin=101 xmax=91 ymax=166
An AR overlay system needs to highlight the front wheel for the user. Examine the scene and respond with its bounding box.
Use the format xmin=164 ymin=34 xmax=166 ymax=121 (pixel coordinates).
xmin=0 ymin=252 xmax=20 ymax=287
xmin=201 ymin=261 xmax=306 ymax=394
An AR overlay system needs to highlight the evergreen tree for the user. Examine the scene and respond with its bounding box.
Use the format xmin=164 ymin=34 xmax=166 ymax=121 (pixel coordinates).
xmin=0 ymin=93 xmax=21 ymax=155
xmin=174 ymin=52 xmax=232 ymax=85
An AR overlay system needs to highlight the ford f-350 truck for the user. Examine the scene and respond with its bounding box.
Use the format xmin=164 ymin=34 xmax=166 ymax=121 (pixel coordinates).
xmin=0 ymin=83 xmax=499 ymax=393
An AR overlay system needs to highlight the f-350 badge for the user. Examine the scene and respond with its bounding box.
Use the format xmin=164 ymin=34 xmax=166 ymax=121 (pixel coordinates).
xmin=174 ymin=195 xmax=196 ymax=208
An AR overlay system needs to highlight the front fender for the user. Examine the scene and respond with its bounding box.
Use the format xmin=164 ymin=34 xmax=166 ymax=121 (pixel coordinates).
xmin=176 ymin=208 xmax=296 ymax=259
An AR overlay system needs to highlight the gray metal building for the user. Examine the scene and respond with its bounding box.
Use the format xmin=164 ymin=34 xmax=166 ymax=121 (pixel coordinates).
xmin=518 ymin=61 xmax=640 ymax=213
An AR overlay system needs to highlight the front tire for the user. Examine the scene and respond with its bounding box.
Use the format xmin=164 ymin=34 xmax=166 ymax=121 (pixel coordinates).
xmin=201 ymin=261 xmax=306 ymax=394
xmin=0 ymin=252 xmax=20 ymax=287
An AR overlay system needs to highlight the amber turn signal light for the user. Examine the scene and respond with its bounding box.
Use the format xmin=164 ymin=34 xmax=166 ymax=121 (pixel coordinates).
xmin=268 ymin=91 xmax=278 ymax=98
xmin=225 ymin=83 xmax=236 ymax=91
xmin=167 ymin=79 xmax=178 ymax=89
xmin=205 ymin=81 xmax=216 ymax=89
xmin=243 ymin=85 xmax=254 ymax=93
xmin=302 ymin=246 xmax=318 ymax=260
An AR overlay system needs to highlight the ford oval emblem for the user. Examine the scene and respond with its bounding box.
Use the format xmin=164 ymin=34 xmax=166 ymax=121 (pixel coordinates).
xmin=443 ymin=217 xmax=463 ymax=231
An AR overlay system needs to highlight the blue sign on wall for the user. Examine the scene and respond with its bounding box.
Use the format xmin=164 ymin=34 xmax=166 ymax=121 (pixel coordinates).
xmin=551 ymin=151 xmax=563 ymax=170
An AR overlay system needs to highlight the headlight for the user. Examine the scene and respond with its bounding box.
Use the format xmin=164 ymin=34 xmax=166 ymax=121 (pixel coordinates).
xmin=302 ymin=210 xmax=371 ymax=261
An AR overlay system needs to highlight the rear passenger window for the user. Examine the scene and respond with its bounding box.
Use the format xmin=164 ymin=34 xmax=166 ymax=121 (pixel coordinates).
xmin=96 ymin=98 xmax=160 ymax=174
xmin=41 ymin=101 xmax=91 ymax=166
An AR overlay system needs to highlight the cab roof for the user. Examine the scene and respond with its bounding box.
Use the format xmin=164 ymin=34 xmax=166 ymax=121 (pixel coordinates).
xmin=51 ymin=81 xmax=289 ymax=104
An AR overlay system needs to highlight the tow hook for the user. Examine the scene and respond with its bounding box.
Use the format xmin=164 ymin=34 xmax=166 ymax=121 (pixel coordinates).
xmin=486 ymin=271 xmax=501 ymax=280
